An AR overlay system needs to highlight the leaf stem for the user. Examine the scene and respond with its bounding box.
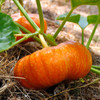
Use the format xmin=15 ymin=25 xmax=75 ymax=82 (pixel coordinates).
xmin=15 ymin=22 xmax=57 ymax=46
xmin=32 ymin=36 xmax=41 ymax=43
xmin=53 ymin=8 xmax=74 ymax=39
xmin=98 ymin=5 xmax=100 ymax=15
xmin=86 ymin=14 xmax=100 ymax=48
xmin=36 ymin=0 xmax=44 ymax=33
xmin=14 ymin=33 xmax=34 ymax=36
xmin=82 ymin=29 xmax=84 ymax=45
xmin=14 ymin=22 xmax=30 ymax=33
xmin=38 ymin=34 xmax=48 ymax=48
xmin=91 ymin=67 xmax=100 ymax=75
xmin=8 ymin=32 xmax=39 ymax=50
xmin=92 ymin=65 xmax=100 ymax=69
xmin=18 ymin=0 xmax=24 ymax=16
xmin=0 ymin=5 xmax=1 ymax=12
xmin=43 ymin=33 xmax=57 ymax=46
xmin=36 ymin=0 xmax=49 ymax=48
xmin=13 ymin=0 xmax=57 ymax=46
xmin=15 ymin=22 xmax=41 ymax=43
xmin=12 ymin=0 xmax=40 ymax=31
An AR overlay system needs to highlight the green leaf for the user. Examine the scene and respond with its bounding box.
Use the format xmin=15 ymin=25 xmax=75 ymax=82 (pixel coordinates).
xmin=71 ymin=0 xmax=100 ymax=8
xmin=56 ymin=13 xmax=99 ymax=29
xmin=87 ymin=15 xmax=98 ymax=24
xmin=47 ymin=34 xmax=55 ymax=42
xmin=0 ymin=13 xmax=21 ymax=52
xmin=0 ymin=0 xmax=5 ymax=5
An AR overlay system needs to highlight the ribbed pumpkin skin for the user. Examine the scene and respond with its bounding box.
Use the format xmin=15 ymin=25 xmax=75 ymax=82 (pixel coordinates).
xmin=11 ymin=13 xmax=47 ymax=42
xmin=14 ymin=41 xmax=92 ymax=89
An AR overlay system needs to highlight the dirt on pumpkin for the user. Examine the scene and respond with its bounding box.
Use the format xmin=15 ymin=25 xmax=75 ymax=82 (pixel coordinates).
xmin=0 ymin=0 xmax=100 ymax=100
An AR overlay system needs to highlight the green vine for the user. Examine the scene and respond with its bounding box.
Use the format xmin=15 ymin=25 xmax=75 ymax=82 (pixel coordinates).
xmin=82 ymin=29 xmax=84 ymax=45
xmin=0 ymin=0 xmax=99 ymax=76
xmin=86 ymin=5 xmax=100 ymax=48
xmin=91 ymin=67 xmax=100 ymax=75
xmin=36 ymin=0 xmax=44 ymax=33
xmin=8 ymin=32 xmax=39 ymax=50
xmin=86 ymin=16 xmax=100 ymax=48
xmin=53 ymin=8 xmax=74 ymax=39
xmin=13 ymin=0 xmax=40 ymax=31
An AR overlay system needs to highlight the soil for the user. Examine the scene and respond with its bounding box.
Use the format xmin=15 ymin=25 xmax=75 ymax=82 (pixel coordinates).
xmin=0 ymin=0 xmax=100 ymax=100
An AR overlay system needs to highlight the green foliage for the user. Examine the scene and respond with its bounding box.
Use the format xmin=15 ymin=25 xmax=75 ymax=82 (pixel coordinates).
xmin=57 ymin=13 xmax=99 ymax=29
xmin=0 ymin=0 xmax=5 ymax=5
xmin=71 ymin=0 xmax=100 ymax=8
xmin=0 ymin=0 xmax=5 ymax=11
xmin=0 ymin=0 xmax=99 ymax=75
xmin=47 ymin=34 xmax=55 ymax=42
xmin=0 ymin=13 xmax=21 ymax=52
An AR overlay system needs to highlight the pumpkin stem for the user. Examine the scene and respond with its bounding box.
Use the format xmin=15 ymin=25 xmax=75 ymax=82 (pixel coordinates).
xmin=38 ymin=34 xmax=49 ymax=48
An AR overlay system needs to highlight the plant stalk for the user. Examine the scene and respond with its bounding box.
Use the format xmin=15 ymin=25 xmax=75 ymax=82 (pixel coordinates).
xmin=0 ymin=5 xmax=1 ymax=12
xmin=53 ymin=8 xmax=74 ymax=39
xmin=14 ymin=33 xmax=40 ymax=43
xmin=13 ymin=0 xmax=40 ymax=31
xmin=43 ymin=33 xmax=57 ymax=46
xmin=15 ymin=22 xmax=31 ymax=33
xmin=36 ymin=0 xmax=49 ymax=48
xmin=8 ymin=32 xmax=39 ymax=50
xmin=98 ymin=5 xmax=100 ymax=15
xmin=15 ymin=22 xmax=41 ymax=43
xmin=36 ymin=0 xmax=44 ymax=33
xmin=92 ymin=65 xmax=100 ymax=69
xmin=15 ymin=22 xmax=57 ymax=46
xmin=13 ymin=0 xmax=57 ymax=46
xmin=18 ymin=0 xmax=24 ymax=16
xmin=86 ymin=16 xmax=100 ymax=48
xmin=86 ymin=6 xmax=100 ymax=49
xmin=38 ymin=34 xmax=48 ymax=48
xmin=14 ymin=33 xmax=35 ymax=36
xmin=91 ymin=67 xmax=100 ymax=75
xmin=82 ymin=29 xmax=84 ymax=45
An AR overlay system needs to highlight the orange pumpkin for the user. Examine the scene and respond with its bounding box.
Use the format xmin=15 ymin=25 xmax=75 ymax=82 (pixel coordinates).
xmin=11 ymin=13 xmax=47 ymax=42
xmin=14 ymin=41 xmax=92 ymax=89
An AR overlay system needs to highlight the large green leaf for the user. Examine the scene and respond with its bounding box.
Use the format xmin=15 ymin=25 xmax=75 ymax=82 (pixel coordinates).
xmin=56 ymin=13 xmax=99 ymax=29
xmin=0 ymin=13 xmax=21 ymax=52
xmin=71 ymin=0 xmax=100 ymax=8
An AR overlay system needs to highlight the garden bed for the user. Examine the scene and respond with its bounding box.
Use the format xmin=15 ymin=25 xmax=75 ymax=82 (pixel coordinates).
xmin=0 ymin=0 xmax=100 ymax=99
